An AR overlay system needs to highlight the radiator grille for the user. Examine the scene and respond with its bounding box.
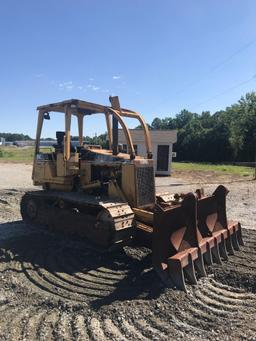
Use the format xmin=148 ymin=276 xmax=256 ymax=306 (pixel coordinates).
xmin=136 ymin=166 xmax=155 ymax=207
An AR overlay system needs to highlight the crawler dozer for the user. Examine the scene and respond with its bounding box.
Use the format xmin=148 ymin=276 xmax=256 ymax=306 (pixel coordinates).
xmin=21 ymin=96 xmax=244 ymax=291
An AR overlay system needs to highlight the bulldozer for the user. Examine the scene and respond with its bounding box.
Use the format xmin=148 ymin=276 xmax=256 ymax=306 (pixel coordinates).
xmin=21 ymin=96 xmax=244 ymax=291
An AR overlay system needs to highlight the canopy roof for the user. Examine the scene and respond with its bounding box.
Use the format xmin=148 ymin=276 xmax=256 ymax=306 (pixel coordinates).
xmin=37 ymin=99 xmax=137 ymax=116
xmin=35 ymin=97 xmax=152 ymax=159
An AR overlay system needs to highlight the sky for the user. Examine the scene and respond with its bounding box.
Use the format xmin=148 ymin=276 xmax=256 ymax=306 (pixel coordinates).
xmin=0 ymin=0 xmax=256 ymax=138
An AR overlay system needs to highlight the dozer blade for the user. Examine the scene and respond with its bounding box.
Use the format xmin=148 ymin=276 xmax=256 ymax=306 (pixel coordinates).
xmin=153 ymin=192 xmax=206 ymax=292
xmin=152 ymin=185 xmax=244 ymax=292
xmin=196 ymin=185 xmax=244 ymax=257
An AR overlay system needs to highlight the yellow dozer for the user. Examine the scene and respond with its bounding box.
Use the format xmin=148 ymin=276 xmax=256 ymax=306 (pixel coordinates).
xmin=21 ymin=96 xmax=244 ymax=291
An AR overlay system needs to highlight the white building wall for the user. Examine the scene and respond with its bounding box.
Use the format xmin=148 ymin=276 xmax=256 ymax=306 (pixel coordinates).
xmin=118 ymin=129 xmax=177 ymax=176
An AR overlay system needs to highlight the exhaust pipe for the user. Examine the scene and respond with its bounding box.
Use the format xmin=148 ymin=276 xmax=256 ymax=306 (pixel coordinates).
xmin=109 ymin=96 xmax=120 ymax=155
xmin=112 ymin=114 xmax=118 ymax=155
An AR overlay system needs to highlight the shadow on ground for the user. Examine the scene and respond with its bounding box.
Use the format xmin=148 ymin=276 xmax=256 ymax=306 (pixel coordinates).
xmin=0 ymin=221 xmax=164 ymax=309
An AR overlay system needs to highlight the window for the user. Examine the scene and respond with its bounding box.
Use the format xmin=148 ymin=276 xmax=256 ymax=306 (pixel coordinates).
xmin=122 ymin=144 xmax=127 ymax=153
xmin=133 ymin=144 xmax=138 ymax=155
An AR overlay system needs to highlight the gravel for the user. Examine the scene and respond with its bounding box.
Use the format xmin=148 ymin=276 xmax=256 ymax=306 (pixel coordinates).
xmin=0 ymin=164 xmax=256 ymax=340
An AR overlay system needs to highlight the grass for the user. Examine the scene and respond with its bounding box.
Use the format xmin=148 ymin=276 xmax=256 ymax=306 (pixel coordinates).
xmin=0 ymin=146 xmax=34 ymax=163
xmin=0 ymin=147 xmax=254 ymax=178
xmin=172 ymin=162 xmax=254 ymax=177
xmin=0 ymin=146 xmax=55 ymax=163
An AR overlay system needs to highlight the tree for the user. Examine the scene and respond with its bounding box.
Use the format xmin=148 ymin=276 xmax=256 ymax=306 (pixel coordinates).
xmin=0 ymin=133 xmax=32 ymax=141
xmin=150 ymin=118 xmax=161 ymax=129
xmin=226 ymin=92 xmax=256 ymax=161
xmin=147 ymin=92 xmax=256 ymax=162
xmin=174 ymin=109 xmax=194 ymax=129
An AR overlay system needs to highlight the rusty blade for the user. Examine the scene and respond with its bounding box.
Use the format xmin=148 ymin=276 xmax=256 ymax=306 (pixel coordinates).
xmin=153 ymin=193 xmax=205 ymax=290
xmin=153 ymin=193 xmax=199 ymax=271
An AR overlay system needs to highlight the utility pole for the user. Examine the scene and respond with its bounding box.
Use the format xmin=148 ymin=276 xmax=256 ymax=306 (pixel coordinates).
xmin=254 ymin=151 xmax=256 ymax=180
xmin=254 ymin=136 xmax=256 ymax=180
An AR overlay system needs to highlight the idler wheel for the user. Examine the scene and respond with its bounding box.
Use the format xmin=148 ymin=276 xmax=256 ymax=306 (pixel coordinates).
xmin=21 ymin=194 xmax=39 ymax=223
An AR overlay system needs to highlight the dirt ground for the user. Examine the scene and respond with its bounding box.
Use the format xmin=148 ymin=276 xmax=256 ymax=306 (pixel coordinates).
xmin=0 ymin=163 xmax=32 ymax=189
xmin=0 ymin=163 xmax=256 ymax=340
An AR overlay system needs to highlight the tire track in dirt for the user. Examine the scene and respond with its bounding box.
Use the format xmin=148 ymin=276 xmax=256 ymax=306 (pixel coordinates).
xmin=22 ymin=253 xmax=126 ymax=303
xmin=0 ymin=279 xmax=255 ymax=340
xmin=103 ymin=318 xmax=129 ymax=341
xmin=23 ymin=310 xmax=46 ymax=341
xmin=0 ymin=226 xmax=256 ymax=340
xmin=114 ymin=318 xmax=150 ymax=341
xmin=72 ymin=315 xmax=90 ymax=340
xmin=169 ymin=231 xmax=256 ymax=337
xmin=0 ymin=305 xmax=107 ymax=341
xmin=0 ymin=235 xmax=131 ymax=305
xmin=160 ymin=278 xmax=256 ymax=341
xmin=132 ymin=318 xmax=169 ymax=340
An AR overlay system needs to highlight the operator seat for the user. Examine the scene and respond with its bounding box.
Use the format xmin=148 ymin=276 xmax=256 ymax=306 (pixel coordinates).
xmin=53 ymin=131 xmax=65 ymax=153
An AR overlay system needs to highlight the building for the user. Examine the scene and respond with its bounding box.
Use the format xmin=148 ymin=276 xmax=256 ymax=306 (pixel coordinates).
xmin=14 ymin=140 xmax=35 ymax=147
xmin=118 ymin=129 xmax=177 ymax=175
xmin=4 ymin=142 xmax=14 ymax=146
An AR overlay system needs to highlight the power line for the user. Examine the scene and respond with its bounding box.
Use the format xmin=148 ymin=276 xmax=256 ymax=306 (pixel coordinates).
xmin=175 ymin=37 xmax=256 ymax=95
xmin=151 ymin=37 xmax=256 ymax=114
xmin=208 ymin=38 xmax=256 ymax=73
xmin=192 ymin=74 xmax=256 ymax=110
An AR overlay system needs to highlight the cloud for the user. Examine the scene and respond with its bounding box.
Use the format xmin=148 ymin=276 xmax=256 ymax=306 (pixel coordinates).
xmin=58 ymin=81 xmax=74 ymax=90
xmin=92 ymin=86 xmax=100 ymax=91
xmin=86 ymin=84 xmax=100 ymax=91
xmin=35 ymin=73 xmax=44 ymax=78
xmin=55 ymin=80 xmax=100 ymax=92
xmin=89 ymin=78 xmax=94 ymax=81
xmin=112 ymin=75 xmax=121 ymax=80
